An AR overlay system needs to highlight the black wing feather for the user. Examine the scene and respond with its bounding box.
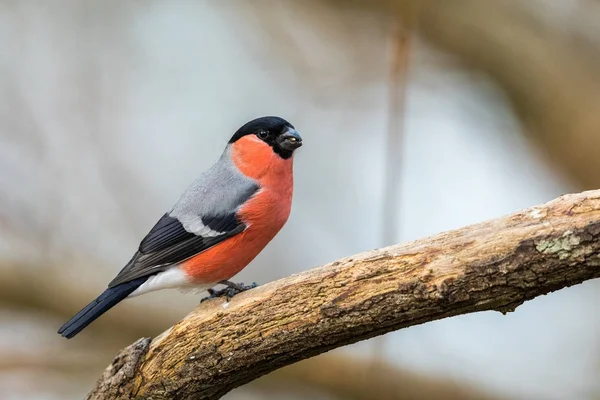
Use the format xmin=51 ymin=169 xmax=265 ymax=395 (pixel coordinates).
xmin=139 ymin=213 xmax=196 ymax=253
xmin=202 ymin=213 xmax=239 ymax=232
xmin=108 ymin=213 xmax=245 ymax=288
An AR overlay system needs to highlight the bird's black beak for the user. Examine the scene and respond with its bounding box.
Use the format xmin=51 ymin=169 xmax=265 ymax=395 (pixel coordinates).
xmin=277 ymin=127 xmax=303 ymax=151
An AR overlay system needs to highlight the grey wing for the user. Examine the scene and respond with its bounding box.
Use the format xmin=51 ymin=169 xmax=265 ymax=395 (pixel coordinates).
xmin=108 ymin=154 xmax=259 ymax=287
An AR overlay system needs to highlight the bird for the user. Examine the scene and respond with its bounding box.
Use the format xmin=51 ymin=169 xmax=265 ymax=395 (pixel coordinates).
xmin=58 ymin=116 xmax=302 ymax=339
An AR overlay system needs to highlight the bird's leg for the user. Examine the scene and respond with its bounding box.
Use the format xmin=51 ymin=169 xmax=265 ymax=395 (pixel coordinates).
xmin=200 ymin=281 xmax=258 ymax=303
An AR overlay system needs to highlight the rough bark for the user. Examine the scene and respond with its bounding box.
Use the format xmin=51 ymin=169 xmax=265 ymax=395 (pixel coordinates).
xmin=89 ymin=190 xmax=600 ymax=399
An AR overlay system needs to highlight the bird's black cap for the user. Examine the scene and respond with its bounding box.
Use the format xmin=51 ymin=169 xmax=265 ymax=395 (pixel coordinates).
xmin=229 ymin=116 xmax=302 ymax=159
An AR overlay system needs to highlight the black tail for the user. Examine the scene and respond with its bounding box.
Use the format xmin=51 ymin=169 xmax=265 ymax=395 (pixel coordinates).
xmin=58 ymin=277 xmax=148 ymax=339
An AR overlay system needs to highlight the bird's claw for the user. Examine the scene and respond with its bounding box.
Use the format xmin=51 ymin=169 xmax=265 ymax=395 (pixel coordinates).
xmin=200 ymin=281 xmax=258 ymax=303
xmin=221 ymin=280 xmax=258 ymax=293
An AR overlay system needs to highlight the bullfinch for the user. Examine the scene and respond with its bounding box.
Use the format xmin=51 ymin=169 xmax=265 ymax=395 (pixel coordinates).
xmin=58 ymin=116 xmax=302 ymax=339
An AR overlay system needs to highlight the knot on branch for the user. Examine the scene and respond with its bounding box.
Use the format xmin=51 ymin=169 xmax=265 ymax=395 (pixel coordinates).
xmin=87 ymin=337 xmax=151 ymax=400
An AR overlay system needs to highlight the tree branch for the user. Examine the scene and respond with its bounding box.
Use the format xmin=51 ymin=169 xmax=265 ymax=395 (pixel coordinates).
xmin=89 ymin=190 xmax=600 ymax=399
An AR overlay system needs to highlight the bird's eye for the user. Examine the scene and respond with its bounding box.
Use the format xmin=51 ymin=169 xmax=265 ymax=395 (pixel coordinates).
xmin=257 ymin=130 xmax=269 ymax=140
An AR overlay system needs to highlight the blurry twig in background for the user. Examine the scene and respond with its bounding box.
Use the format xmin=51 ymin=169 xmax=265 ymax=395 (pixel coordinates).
xmin=0 ymin=262 xmax=177 ymax=347
xmin=381 ymin=16 xmax=412 ymax=248
xmin=253 ymin=354 xmax=505 ymax=400
xmin=0 ymin=350 xmax=104 ymax=374
xmin=89 ymin=190 xmax=600 ymax=399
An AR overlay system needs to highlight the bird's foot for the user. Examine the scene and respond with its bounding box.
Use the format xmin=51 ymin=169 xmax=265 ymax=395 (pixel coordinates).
xmin=200 ymin=281 xmax=258 ymax=303
xmin=220 ymin=280 xmax=258 ymax=293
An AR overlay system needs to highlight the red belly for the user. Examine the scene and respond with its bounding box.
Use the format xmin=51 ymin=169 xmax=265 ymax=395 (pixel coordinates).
xmin=180 ymin=188 xmax=291 ymax=284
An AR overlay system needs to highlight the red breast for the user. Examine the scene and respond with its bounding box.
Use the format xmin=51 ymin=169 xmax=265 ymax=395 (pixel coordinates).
xmin=180 ymin=135 xmax=294 ymax=283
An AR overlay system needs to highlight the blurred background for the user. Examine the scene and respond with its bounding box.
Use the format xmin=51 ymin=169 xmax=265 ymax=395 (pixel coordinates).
xmin=1 ymin=0 xmax=599 ymax=399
